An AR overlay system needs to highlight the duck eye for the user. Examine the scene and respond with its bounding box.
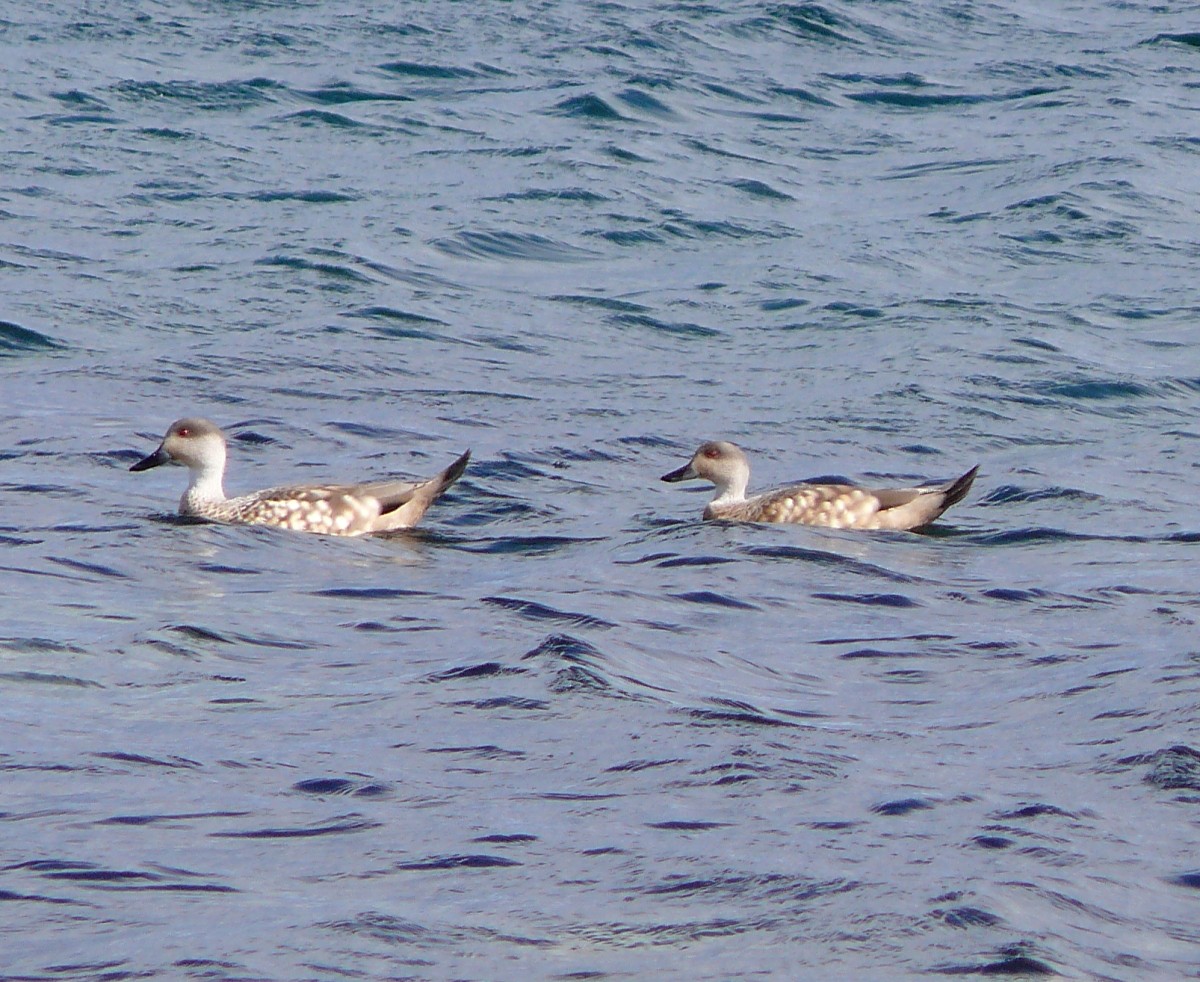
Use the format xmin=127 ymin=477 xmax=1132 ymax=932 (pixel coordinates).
xmin=704 ymin=447 xmax=719 ymax=459
xmin=177 ymin=427 xmax=190 ymax=437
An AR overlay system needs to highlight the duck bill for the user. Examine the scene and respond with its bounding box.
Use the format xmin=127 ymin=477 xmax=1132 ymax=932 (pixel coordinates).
xmin=661 ymin=462 xmax=698 ymax=483
xmin=130 ymin=445 xmax=170 ymax=472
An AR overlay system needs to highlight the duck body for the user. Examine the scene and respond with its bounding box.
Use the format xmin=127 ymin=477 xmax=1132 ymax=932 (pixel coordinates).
xmin=131 ymin=417 xmax=469 ymax=535
xmin=661 ymin=441 xmax=976 ymax=531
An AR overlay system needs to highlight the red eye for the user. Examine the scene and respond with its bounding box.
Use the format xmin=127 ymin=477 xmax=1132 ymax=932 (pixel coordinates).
xmin=177 ymin=428 xmax=190 ymax=437
xmin=704 ymin=447 xmax=719 ymax=459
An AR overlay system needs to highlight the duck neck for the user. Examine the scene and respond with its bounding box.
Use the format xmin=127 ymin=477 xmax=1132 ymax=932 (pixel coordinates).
xmin=710 ymin=470 xmax=749 ymax=507
xmin=181 ymin=458 xmax=226 ymax=513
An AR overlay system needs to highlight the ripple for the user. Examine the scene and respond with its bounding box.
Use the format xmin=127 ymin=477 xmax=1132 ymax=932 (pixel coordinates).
xmin=292 ymin=778 xmax=393 ymax=798
xmin=729 ymin=178 xmax=794 ymax=200
xmin=482 ymin=597 xmax=615 ymax=629
xmin=424 ymin=661 xmax=525 ymax=683
xmin=0 ymin=320 xmax=63 ymax=355
xmin=212 ymin=819 xmax=381 ymax=839
xmin=670 ymin=591 xmax=759 ymax=610
xmin=610 ymin=312 xmax=722 ymax=338
xmin=294 ymin=84 xmax=414 ymax=105
xmin=394 ymin=854 xmax=522 ymax=872
xmin=457 ymin=535 xmax=602 ymax=556
xmin=550 ymin=93 xmax=625 ymax=120
xmin=431 ymin=230 xmax=599 ymax=262
xmin=742 ymin=544 xmax=917 ymax=583
xmin=872 ymin=797 xmax=934 ymax=816
xmin=112 ymin=77 xmax=280 ymax=110
xmin=378 ymin=61 xmax=486 ymax=79
xmin=811 ymin=592 xmax=919 ymax=608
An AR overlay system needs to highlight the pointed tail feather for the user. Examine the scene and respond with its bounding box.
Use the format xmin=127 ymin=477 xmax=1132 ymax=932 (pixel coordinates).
xmin=939 ymin=464 xmax=979 ymax=512
xmin=371 ymin=450 xmax=470 ymax=531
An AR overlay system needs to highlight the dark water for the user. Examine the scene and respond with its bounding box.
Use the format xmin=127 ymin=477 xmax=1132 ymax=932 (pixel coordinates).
xmin=3 ymin=1 xmax=1200 ymax=978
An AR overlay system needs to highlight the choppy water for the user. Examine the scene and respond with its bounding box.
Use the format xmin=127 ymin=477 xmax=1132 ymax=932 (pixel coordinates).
xmin=4 ymin=1 xmax=1200 ymax=978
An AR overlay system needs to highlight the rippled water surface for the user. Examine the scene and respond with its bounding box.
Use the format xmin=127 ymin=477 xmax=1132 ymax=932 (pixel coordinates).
xmin=4 ymin=1 xmax=1200 ymax=978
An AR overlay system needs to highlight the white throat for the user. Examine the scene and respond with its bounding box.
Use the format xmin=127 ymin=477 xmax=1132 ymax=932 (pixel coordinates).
xmin=709 ymin=467 xmax=749 ymax=506
xmin=180 ymin=456 xmax=227 ymax=511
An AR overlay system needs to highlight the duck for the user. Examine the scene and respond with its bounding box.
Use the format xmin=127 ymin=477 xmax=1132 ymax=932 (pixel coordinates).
xmin=131 ymin=417 xmax=469 ymax=535
xmin=661 ymin=441 xmax=977 ymax=530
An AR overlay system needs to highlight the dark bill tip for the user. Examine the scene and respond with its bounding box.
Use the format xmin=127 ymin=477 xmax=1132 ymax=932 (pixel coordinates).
xmin=130 ymin=446 xmax=170 ymax=472
xmin=660 ymin=463 xmax=696 ymax=483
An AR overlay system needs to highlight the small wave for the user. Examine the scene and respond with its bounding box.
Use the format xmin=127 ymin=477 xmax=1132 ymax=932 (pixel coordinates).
xmin=993 ymin=802 xmax=1075 ymax=821
xmin=488 ymin=188 xmax=610 ymax=204
xmin=550 ymin=93 xmax=625 ymax=120
xmin=0 ymin=671 xmax=101 ymax=688
xmin=166 ymin=624 xmax=312 ymax=650
xmin=872 ymin=797 xmax=934 ymax=816
xmin=280 ymin=109 xmax=366 ymax=129
xmin=761 ymin=4 xmax=859 ymax=43
xmin=670 ymin=590 xmax=759 ymax=610
xmin=729 ymin=178 xmax=793 ymax=200
xmin=424 ymin=661 xmax=525 ymax=683
xmin=970 ymin=527 xmax=1101 ymax=546
xmin=742 ymin=544 xmax=917 ymax=583
xmin=212 ymin=819 xmax=381 ymax=839
xmin=98 ymin=810 xmax=249 ymax=826
xmin=549 ymin=294 xmax=651 ymax=315
xmin=839 ymin=648 xmax=928 ymax=660
xmin=311 ymin=587 xmax=432 ymax=600
xmin=646 ymin=820 xmax=730 ymax=832
xmin=457 ymin=535 xmax=600 ymax=556
xmin=688 ymin=708 xmax=796 ymax=727
xmin=136 ymin=126 xmax=192 ymax=140
xmin=46 ymin=556 xmax=129 ymax=579
xmin=0 ymin=637 xmax=87 ymax=655
xmin=610 ymin=312 xmax=722 ymax=338
xmin=1141 ymin=746 xmax=1200 ymax=791
xmin=248 ymin=189 xmax=357 ymax=203
xmin=616 ymin=88 xmax=677 ymax=118
xmin=1149 ymin=32 xmax=1200 ymax=47
xmin=522 ymin=634 xmax=604 ymax=664
xmin=848 ymin=86 xmax=1056 ymax=109
xmin=343 ymin=306 xmax=448 ymax=326
xmin=394 ymin=854 xmax=520 ymax=870
xmin=0 ymin=320 xmax=63 ymax=356
xmin=94 ymin=752 xmax=201 ymax=769
xmin=981 ymin=484 xmax=1099 ymax=505
xmin=292 ymin=778 xmax=393 ymax=798
xmin=812 ymin=592 xmax=919 ymax=608
xmin=459 ymin=695 xmax=549 ymax=712
xmin=36 ymin=862 xmax=235 ymax=892
xmin=606 ymin=757 xmax=686 ymax=773
xmin=377 ymin=61 xmax=484 ymax=79
xmin=482 ymin=596 xmax=614 ymax=629
xmin=256 ymin=254 xmax=375 ymax=284
xmin=1035 ymin=378 xmax=1154 ymax=401
xmin=294 ymin=84 xmax=413 ymax=105
xmin=934 ymin=949 xmax=1057 ymax=976
xmin=655 ymin=555 xmax=739 ymax=569
xmin=425 ymin=745 xmax=527 ymax=760
xmin=112 ymin=77 xmax=280 ymax=110
xmin=432 ymin=230 xmax=599 ymax=262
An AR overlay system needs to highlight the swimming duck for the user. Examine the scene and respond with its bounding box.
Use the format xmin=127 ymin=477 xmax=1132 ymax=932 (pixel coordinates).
xmin=661 ymin=441 xmax=976 ymax=530
xmin=131 ymin=417 xmax=469 ymax=535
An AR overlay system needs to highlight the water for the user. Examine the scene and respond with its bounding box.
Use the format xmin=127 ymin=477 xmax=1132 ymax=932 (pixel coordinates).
xmin=3 ymin=0 xmax=1200 ymax=977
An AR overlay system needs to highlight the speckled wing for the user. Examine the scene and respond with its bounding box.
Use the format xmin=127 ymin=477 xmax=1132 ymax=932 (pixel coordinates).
xmin=225 ymin=484 xmax=383 ymax=535
xmin=741 ymin=484 xmax=885 ymax=527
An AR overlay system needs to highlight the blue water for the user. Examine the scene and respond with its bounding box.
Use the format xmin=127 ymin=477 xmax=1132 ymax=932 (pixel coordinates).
xmin=3 ymin=1 xmax=1200 ymax=977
